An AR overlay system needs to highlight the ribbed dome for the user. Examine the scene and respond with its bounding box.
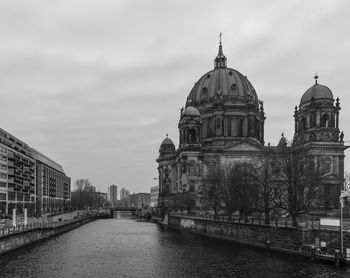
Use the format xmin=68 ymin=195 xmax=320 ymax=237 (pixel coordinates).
xmin=300 ymin=83 xmax=333 ymax=106
xmin=187 ymin=67 xmax=258 ymax=108
xmin=183 ymin=106 xmax=200 ymax=117
xmin=160 ymin=137 xmax=174 ymax=146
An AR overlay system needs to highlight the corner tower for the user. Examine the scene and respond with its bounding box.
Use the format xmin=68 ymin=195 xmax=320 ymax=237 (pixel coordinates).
xmin=293 ymin=75 xmax=348 ymax=209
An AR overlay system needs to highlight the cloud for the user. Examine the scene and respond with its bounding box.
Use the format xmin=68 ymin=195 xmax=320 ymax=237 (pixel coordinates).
xmin=0 ymin=0 xmax=349 ymax=192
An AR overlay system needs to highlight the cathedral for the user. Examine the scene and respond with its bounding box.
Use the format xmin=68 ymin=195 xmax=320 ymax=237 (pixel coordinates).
xmin=156 ymin=40 xmax=347 ymax=212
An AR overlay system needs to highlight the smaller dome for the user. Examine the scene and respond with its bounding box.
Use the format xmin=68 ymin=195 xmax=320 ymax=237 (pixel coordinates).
xmin=183 ymin=106 xmax=200 ymax=117
xmin=161 ymin=137 xmax=174 ymax=146
xmin=300 ymin=84 xmax=333 ymax=106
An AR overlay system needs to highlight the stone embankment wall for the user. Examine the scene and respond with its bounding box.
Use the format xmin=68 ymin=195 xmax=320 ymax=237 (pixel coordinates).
xmin=167 ymin=215 xmax=349 ymax=257
xmin=0 ymin=217 xmax=95 ymax=256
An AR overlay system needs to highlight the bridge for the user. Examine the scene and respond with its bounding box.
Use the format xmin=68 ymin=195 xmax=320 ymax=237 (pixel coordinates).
xmin=110 ymin=207 xmax=137 ymax=212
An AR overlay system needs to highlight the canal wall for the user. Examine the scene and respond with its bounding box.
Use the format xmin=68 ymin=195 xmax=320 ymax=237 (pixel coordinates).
xmin=167 ymin=215 xmax=349 ymax=258
xmin=0 ymin=217 xmax=96 ymax=256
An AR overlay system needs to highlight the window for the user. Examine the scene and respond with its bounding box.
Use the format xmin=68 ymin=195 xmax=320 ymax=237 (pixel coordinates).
xmin=188 ymin=161 xmax=197 ymax=176
xmin=0 ymin=193 xmax=6 ymax=200
xmin=310 ymin=112 xmax=316 ymax=128
xmin=189 ymin=183 xmax=195 ymax=192
xmin=188 ymin=129 xmax=197 ymax=143
xmin=0 ymin=173 xmax=6 ymax=179
xmin=320 ymin=158 xmax=332 ymax=175
xmin=238 ymin=119 xmax=244 ymax=137
xmin=0 ymin=182 xmax=6 ymax=188
xmin=300 ymin=118 xmax=306 ymax=131
xmin=0 ymin=156 xmax=6 ymax=162
xmin=17 ymin=193 xmax=23 ymax=201
xmin=0 ymin=164 xmax=6 ymax=171
xmin=216 ymin=118 xmax=221 ymax=129
xmin=201 ymin=87 xmax=208 ymax=99
xmin=321 ymin=114 xmax=329 ymax=128
xmin=8 ymin=192 xmax=15 ymax=201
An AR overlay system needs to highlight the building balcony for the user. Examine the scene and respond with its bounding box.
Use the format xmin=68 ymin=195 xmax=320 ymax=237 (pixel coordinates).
xmin=14 ymin=185 xmax=22 ymax=192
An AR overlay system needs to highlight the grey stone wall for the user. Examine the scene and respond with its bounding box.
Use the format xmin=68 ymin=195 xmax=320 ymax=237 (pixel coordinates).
xmin=167 ymin=215 xmax=348 ymax=256
xmin=0 ymin=218 xmax=94 ymax=256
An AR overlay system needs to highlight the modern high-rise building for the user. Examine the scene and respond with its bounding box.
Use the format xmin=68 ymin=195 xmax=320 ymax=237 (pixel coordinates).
xmin=107 ymin=185 xmax=118 ymax=206
xmin=0 ymin=128 xmax=71 ymax=216
xmin=32 ymin=149 xmax=71 ymax=214
xmin=0 ymin=128 xmax=36 ymax=216
xmin=120 ymin=187 xmax=130 ymax=200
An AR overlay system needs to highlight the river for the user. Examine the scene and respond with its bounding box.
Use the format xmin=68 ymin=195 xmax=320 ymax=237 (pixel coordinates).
xmin=0 ymin=212 xmax=349 ymax=278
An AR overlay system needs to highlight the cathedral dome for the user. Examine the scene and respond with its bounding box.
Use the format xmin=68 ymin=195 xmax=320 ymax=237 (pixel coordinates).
xmin=186 ymin=42 xmax=259 ymax=109
xmin=300 ymin=77 xmax=333 ymax=106
xmin=160 ymin=136 xmax=174 ymax=146
xmin=159 ymin=135 xmax=175 ymax=157
xmin=183 ymin=106 xmax=200 ymax=117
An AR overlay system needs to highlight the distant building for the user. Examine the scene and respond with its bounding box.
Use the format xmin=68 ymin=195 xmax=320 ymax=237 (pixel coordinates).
xmin=0 ymin=128 xmax=36 ymax=215
xmin=95 ymin=192 xmax=107 ymax=208
xmin=107 ymin=185 xmax=118 ymax=206
xmin=32 ymin=149 xmax=71 ymax=214
xmin=150 ymin=186 xmax=159 ymax=207
xmin=129 ymin=193 xmax=150 ymax=208
xmin=120 ymin=187 xmax=130 ymax=200
xmin=0 ymin=128 xmax=71 ymax=216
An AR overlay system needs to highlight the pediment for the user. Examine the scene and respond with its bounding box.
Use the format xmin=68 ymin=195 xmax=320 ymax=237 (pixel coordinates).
xmin=223 ymin=140 xmax=266 ymax=152
xmin=321 ymin=173 xmax=341 ymax=180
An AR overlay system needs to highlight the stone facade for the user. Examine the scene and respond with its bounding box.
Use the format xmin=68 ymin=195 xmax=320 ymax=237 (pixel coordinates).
xmin=156 ymin=41 xmax=347 ymax=212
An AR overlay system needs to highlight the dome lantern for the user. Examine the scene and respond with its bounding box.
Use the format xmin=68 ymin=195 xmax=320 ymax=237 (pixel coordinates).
xmin=214 ymin=33 xmax=227 ymax=69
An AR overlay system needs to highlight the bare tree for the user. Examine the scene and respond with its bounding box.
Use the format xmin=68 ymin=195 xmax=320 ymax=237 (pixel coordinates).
xmin=219 ymin=162 xmax=255 ymax=220
xmin=72 ymin=179 xmax=96 ymax=209
xmin=173 ymin=192 xmax=196 ymax=216
xmin=251 ymin=151 xmax=279 ymax=224
xmin=201 ymin=162 xmax=256 ymax=221
xmin=277 ymin=144 xmax=322 ymax=227
xmin=234 ymin=163 xmax=257 ymax=221
xmin=200 ymin=165 xmax=223 ymax=219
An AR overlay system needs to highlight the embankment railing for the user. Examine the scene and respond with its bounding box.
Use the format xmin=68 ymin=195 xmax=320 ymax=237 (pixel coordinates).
xmin=169 ymin=213 xmax=321 ymax=229
xmin=0 ymin=215 xmax=94 ymax=238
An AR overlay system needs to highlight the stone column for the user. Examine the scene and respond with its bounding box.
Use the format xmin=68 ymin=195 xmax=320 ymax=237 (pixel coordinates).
xmin=24 ymin=208 xmax=28 ymax=226
xmin=336 ymin=111 xmax=339 ymax=129
xmin=316 ymin=111 xmax=320 ymax=127
xmin=12 ymin=208 xmax=16 ymax=227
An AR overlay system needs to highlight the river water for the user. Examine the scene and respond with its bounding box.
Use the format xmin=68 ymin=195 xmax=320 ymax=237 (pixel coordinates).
xmin=0 ymin=212 xmax=350 ymax=278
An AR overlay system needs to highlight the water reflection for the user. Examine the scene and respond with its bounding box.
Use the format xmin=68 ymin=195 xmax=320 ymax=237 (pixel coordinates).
xmin=0 ymin=213 xmax=349 ymax=278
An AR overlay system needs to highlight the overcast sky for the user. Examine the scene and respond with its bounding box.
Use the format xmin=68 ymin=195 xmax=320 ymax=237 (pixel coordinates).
xmin=1 ymin=0 xmax=350 ymax=194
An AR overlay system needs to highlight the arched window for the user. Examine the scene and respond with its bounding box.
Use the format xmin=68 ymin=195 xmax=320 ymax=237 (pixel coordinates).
xmin=201 ymin=87 xmax=208 ymax=100
xmin=188 ymin=161 xmax=197 ymax=176
xmin=188 ymin=129 xmax=196 ymax=143
xmin=321 ymin=114 xmax=329 ymax=127
xmin=238 ymin=119 xmax=244 ymax=137
xmin=300 ymin=118 xmax=306 ymax=131
xmin=215 ymin=117 xmax=222 ymax=136
xmin=310 ymin=112 xmax=316 ymax=128
xmin=215 ymin=117 xmax=221 ymax=129
xmin=321 ymin=158 xmax=332 ymax=175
